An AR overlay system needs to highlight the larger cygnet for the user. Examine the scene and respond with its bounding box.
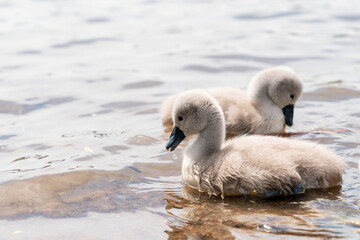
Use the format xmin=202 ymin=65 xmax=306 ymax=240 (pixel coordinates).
xmin=161 ymin=66 xmax=303 ymax=135
xmin=165 ymin=90 xmax=346 ymax=197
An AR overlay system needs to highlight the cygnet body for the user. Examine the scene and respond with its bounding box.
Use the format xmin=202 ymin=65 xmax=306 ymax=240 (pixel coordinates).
xmin=165 ymin=90 xmax=346 ymax=197
xmin=161 ymin=66 xmax=303 ymax=135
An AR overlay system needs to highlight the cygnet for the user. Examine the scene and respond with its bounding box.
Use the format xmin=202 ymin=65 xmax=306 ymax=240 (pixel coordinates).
xmin=165 ymin=90 xmax=346 ymax=197
xmin=161 ymin=66 xmax=303 ymax=135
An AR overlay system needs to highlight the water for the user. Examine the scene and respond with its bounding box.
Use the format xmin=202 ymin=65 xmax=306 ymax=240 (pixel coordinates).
xmin=0 ymin=0 xmax=360 ymax=239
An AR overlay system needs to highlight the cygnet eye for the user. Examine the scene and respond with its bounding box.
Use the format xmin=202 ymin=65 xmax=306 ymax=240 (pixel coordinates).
xmin=290 ymin=94 xmax=294 ymax=99
xmin=178 ymin=116 xmax=183 ymax=121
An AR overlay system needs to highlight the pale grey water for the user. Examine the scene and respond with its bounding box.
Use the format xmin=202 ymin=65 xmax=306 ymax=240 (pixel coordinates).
xmin=0 ymin=0 xmax=360 ymax=239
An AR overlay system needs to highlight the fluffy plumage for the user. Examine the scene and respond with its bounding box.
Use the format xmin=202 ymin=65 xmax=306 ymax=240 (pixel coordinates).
xmin=166 ymin=90 xmax=346 ymax=197
xmin=161 ymin=66 xmax=303 ymax=135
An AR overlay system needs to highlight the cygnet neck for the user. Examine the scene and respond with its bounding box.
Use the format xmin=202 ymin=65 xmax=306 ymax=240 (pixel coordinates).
xmin=248 ymin=82 xmax=281 ymax=116
xmin=186 ymin=108 xmax=225 ymax=163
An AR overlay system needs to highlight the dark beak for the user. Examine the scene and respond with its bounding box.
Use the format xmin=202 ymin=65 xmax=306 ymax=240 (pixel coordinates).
xmin=166 ymin=126 xmax=186 ymax=151
xmin=282 ymin=104 xmax=294 ymax=127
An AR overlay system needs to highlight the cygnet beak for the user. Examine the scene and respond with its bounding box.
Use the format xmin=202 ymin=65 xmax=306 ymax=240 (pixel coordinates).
xmin=282 ymin=104 xmax=294 ymax=127
xmin=166 ymin=126 xmax=186 ymax=151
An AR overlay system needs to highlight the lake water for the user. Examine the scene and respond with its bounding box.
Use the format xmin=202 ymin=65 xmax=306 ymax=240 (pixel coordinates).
xmin=0 ymin=0 xmax=359 ymax=239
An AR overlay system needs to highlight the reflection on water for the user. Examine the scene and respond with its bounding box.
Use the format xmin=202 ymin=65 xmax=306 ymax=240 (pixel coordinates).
xmin=165 ymin=186 xmax=345 ymax=239
xmin=0 ymin=0 xmax=360 ymax=239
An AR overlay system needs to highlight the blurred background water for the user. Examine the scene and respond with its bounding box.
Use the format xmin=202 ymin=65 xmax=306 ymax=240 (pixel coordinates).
xmin=0 ymin=0 xmax=359 ymax=239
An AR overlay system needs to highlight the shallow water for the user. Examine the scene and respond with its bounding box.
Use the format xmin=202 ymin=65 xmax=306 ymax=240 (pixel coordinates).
xmin=0 ymin=0 xmax=360 ymax=239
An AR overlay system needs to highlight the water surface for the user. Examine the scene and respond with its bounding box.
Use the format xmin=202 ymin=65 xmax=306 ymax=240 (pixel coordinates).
xmin=0 ymin=0 xmax=359 ymax=239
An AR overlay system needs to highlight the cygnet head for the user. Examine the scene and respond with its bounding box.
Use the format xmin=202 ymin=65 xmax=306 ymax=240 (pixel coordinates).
xmin=166 ymin=90 xmax=225 ymax=151
xmin=247 ymin=66 xmax=303 ymax=127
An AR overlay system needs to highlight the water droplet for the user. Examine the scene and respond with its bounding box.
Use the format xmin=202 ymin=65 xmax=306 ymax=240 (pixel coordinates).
xmin=172 ymin=152 xmax=177 ymax=160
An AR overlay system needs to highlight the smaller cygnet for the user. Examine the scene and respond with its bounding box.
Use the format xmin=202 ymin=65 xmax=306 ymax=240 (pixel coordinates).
xmin=160 ymin=66 xmax=303 ymax=135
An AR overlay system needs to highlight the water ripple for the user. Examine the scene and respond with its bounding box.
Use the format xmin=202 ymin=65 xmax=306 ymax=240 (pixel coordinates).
xmin=183 ymin=65 xmax=259 ymax=73
xmin=205 ymin=54 xmax=324 ymax=64
xmin=234 ymin=11 xmax=305 ymax=20
xmin=0 ymin=97 xmax=75 ymax=115
xmin=52 ymin=37 xmax=118 ymax=48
